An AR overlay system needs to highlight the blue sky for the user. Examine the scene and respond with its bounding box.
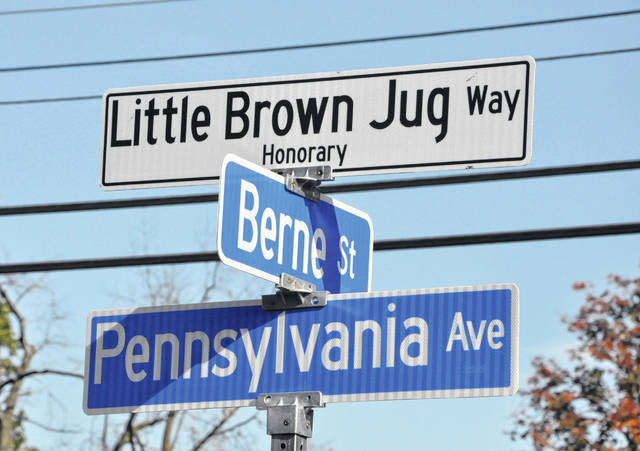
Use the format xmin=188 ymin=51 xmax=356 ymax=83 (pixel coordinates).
xmin=1 ymin=0 xmax=639 ymax=449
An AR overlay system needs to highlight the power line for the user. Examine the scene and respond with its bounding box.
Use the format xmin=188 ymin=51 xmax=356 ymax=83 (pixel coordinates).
xmin=326 ymin=159 xmax=640 ymax=195
xmin=2 ymin=46 xmax=639 ymax=107
xmin=372 ymin=222 xmax=640 ymax=251
xmin=2 ymin=159 xmax=639 ymax=217
xmin=537 ymin=47 xmax=640 ymax=62
xmin=0 ymin=0 xmax=193 ymax=16
xmin=0 ymin=95 xmax=101 ymax=106
xmin=1 ymin=9 xmax=638 ymax=73
xmin=0 ymin=193 xmax=218 ymax=216
xmin=1 ymin=221 xmax=638 ymax=274
xmin=0 ymin=252 xmax=216 ymax=274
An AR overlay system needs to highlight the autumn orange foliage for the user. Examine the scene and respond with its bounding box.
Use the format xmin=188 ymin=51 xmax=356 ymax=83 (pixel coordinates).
xmin=509 ymin=271 xmax=640 ymax=450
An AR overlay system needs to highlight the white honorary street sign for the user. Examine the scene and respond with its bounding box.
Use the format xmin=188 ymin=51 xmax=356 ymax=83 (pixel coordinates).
xmin=100 ymin=56 xmax=535 ymax=190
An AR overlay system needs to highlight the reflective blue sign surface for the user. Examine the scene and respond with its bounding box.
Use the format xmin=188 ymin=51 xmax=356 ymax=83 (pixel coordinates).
xmin=84 ymin=285 xmax=519 ymax=414
xmin=217 ymin=154 xmax=373 ymax=294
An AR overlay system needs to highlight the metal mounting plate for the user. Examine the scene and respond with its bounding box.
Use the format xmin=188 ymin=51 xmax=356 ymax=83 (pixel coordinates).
xmin=278 ymin=273 xmax=315 ymax=292
xmin=261 ymin=290 xmax=328 ymax=311
xmin=262 ymin=274 xmax=327 ymax=311
xmin=275 ymin=166 xmax=333 ymax=202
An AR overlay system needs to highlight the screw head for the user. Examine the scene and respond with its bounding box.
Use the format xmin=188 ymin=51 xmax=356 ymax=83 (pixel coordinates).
xmin=283 ymin=419 xmax=290 ymax=426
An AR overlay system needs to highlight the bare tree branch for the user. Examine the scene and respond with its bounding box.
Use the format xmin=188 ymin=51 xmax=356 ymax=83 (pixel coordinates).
xmin=23 ymin=415 xmax=80 ymax=434
xmin=102 ymin=415 xmax=109 ymax=451
xmin=190 ymin=408 xmax=239 ymax=451
xmin=161 ymin=411 xmax=176 ymax=451
xmin=217 ymin=412 xmax=259 ymax=436
xmin=170 ymin=411 xmax=188 ymax=449
xmin=199 ymin=263 xmax=221 ymax=303
xmin=112 ymin=413 xmax=168 ymax=451
xmin=0 ymin=368 xmax=83 ymax=391
xmin=113 ymin=413 xmax=137 ymax=451
xmin=133 ymin=428 xmax=146 ymax=451
xmin=6 ymin=274 xmax=48 ymax=305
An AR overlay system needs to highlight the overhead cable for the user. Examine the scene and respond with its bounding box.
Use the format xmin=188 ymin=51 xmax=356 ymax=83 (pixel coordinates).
xmin=537 ymin=47 xmax=640 ymax=62
xmin=0 ymin=95 xmax=101 ymax=106
xmin=1 ymin=9 xmax=638 ymax=73
xmin=1 ymin=159 xmax=639 ymax=217
xmin=1 ymin=221 xmax=639 ymax=274
xmin=372 ymin=222 xmax=640 ymax=251
xmin=0 ymin=0 xmax=193 ymax=16
xmin=2 ymin=46 xmax=639 ymax=106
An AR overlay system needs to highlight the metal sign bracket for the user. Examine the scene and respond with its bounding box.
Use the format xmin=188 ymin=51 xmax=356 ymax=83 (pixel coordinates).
xmin=274 ymin=166 xmax=334 ymax=202
xmin=256 ymin=391 xmax=325 ymax=451
xmin=262 ymin=273 xmax=327 ymax=311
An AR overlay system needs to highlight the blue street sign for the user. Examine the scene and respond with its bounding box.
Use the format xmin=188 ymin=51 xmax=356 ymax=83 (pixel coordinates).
xmin=83 ymin=284 xmax=518 ymax=414
xmin=217 ymin=154 xmax=373 ymax=293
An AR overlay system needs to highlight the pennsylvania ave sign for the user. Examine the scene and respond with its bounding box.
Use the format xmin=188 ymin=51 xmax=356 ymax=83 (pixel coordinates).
xmin=84 ymin=284 xmax=519 ymax=414
xmin=100 ymin=56 xmax=535 ymax=189
xmin=217 ymin=154 xmax=373 ymax=294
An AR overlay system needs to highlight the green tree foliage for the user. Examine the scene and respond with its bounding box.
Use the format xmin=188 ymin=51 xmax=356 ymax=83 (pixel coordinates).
xmin=0 ymin=303 xmax=17 ymax=356
xmin=9 ymin=411 xmax=38 ymax=451
xmin=510 ymin=271 xmax=640 ymax=450
xmin=0 ymin=283 xmax=39 ymax=451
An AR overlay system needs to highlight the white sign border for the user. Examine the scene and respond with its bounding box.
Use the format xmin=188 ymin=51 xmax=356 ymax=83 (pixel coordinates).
xmin=83 ymin=283 xmax=519 ymax=415
xmin=216 ymin=153 xmax=374 ymax=292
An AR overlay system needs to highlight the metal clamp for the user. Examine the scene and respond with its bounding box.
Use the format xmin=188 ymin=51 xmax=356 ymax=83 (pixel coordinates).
xmin=275 ymin=166 xmax=333 ymax=202
xmin=256 ymin=391 xmax=325 ymax=451
xmin=262 ymin=273 xmax=327 ymax=311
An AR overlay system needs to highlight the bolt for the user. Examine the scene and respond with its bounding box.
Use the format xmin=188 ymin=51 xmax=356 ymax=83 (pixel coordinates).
xmin=283 ymin=419 xmax=290 ymax=426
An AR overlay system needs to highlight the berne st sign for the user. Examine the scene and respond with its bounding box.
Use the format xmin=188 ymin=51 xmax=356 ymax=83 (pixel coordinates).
xmin=100 ymin=56 xmax=535 ymax=190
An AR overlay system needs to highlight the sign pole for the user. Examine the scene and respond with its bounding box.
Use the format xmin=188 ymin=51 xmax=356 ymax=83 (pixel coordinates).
xmin=256 ymin=167 xmax=334 ymax=450
xmin=256 ymin=391 xmax=325 ymax=451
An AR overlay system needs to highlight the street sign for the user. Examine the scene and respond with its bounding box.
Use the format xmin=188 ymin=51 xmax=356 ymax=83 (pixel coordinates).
xmin=217 ymin=154 xmax=373 ymax=294
xmin=83 ymin=284 xmax=519 ymax=414
xmin=100 ymin=56 xmax=535 ymax=190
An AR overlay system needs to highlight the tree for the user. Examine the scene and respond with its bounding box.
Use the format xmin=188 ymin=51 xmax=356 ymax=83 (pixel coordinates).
xmin=509 ymin=270 xmax=640 ymax=450
xmin=0 ymin=275 xmax=83 ymax=450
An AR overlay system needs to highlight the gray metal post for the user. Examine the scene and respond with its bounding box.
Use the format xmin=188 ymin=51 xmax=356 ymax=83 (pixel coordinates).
xmin=256 ymin=392 xmax=325 ymax=451
xmin=256 ymin=166 xmax=332 ymax=451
